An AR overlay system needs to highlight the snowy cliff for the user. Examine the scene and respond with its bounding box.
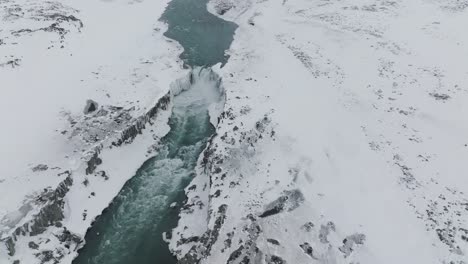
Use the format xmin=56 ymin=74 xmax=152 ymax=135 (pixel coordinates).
xmin=169 ymin=0 xmax=468 ymax=263
xmin=0 ymin=0 xmax=185 ymax=262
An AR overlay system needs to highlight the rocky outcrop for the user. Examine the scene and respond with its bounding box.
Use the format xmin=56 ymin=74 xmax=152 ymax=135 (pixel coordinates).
xmin=1 ymin=92 xmax=173 ymax=258
xmin=31 ymin=164 xmax=49 ymax=172
xmin=112 ymin=93 xmax=171 ymax=146
xmin=259 ymin=189 xmax=305 ymax=218
xmin=212 ymin=1 xmax=234 ymax=15
xmin=338 ymin=233 xmax=366 ymax=257
xmin=1 ymin=176 xmax=73 ymax=256
xmin=83 ymin=100 xmax=99 ymax=114
xmin=172 ymin=112 xmax=278 ymax=263
xmin=84 ymin=145 xmax=103 ymax=175
xmin=1 ymin=0 xmax=83 ymax=55
xmin=178 ymin=204 xmax=229 ymax=263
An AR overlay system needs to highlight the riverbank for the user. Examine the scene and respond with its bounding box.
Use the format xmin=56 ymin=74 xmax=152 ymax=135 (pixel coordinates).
xmin=0 ymin=0 xmax=186 ymax=262
xmin=2 ymin=0 xmax=468 ymax=262
xmin=73 ymin=67 xmax=224 ymax=264
xmin=170 ymin=0 xmax=468 ymax=263
xmin=71 ymin=0 xmax=237 ymax=259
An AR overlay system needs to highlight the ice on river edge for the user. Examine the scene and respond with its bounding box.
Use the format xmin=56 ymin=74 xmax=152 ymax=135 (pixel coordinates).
xmin=170 ymin=66 xmax=226 ymax=128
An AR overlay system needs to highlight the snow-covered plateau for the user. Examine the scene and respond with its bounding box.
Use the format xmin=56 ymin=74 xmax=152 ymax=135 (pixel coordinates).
xmin=1 ymin=0 xmax=468 ymax=263
xmin=169 ymin=0 xmax=468 ymax=263
xmin=0 ymin=0 xmax=187 ymax=262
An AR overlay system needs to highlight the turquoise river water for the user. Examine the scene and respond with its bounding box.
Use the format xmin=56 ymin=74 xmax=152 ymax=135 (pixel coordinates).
xmin=72 ymin=0 xmax=236 ymax=263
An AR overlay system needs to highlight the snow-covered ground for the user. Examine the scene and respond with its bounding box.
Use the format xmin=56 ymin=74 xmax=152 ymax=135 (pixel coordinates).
xmin=2 ymin=0 xmax=468 ymax=263
xmin=0 ymin=0 xmax=186 ymax=262
xmin=169 ymin=0 xmax=468 ymax=263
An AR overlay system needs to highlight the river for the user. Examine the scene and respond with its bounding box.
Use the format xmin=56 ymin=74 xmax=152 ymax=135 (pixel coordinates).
xmin=72 ymin=0 xmax=236 ymax=263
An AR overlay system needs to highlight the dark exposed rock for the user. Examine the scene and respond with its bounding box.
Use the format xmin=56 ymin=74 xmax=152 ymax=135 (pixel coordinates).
xmin=35 ymin=250 xmax=57 ymax=264
xmin=164 ymin=231 xmax=172 ymax=240
xmin=213 ymin=189 xmax=221 ymax=198
xmin=11 ymin=29 xmax=33 ymax=35
xmin=57 ymin=170 xmax=71 ymax=177
xmin=2 ymin=176 xmax=73 ymax=256
xmin=201 ymin=137 xmax=217 ymax=173
xmin=339 ymin=233 xmax=366 ymax=257
xmin=301 ymin=221 xmax=314 ymax=232
xmin=394 ymin=162 xmax=420 ymax=189
xmin=46 ymin=13 xmax=83 ymax=28
xmin=5 ymin=237 xmax=15 ymax=256
xmin=268 ymin=255 xmax=285 ymax=264
xmin=259 ymin=205 xmax=283 ymax=218
xmin=259 ymin=189 xmax=304 ymax=218
xmin=32 ymin=164 xmax=48 ymax=172
xmin=83 ymin=99 xmax=99 ymax=114
xmin=177 ymin=236 xmax=200 ymax=246
xmin=85 ymin=147 xmax=102 ymax=175
xmin=240 ymin=256 xmax=251 ymax=264
xmin=28 ymin=241 xmax=39 ymax=250
xmin=213 ymin=1 xmax=233 ymax=15
xmin=41 ymin=22 xmax=67 ymax=39
xmin=267 ymin=238 xmax=280 ymax=245
xmin=222 ymin=231 xmax=235 ymax=252
xmin=227 ymin=245 xmax=245 ymax=263
xmin=176 ymin=115 xmax=280 ymax=262
xmin=30 ymin=202 xmax=62 ymax=235
xmin=178 ymin=246 xmax=200 ymax=264
xmin=209 ymin=204 xmax=228 ymax=244
xmin=56 ymin=228 xmax=82 ymax=251
xmin=255 ymin=116 xmax=271 ymax=133
xmin=223 ymin=238 xmax=232 ymax=250
xmin=1 ymin=58 xmax=21 ymax=68
xmin=429 ymin=93 xmax=450 ymax=101
xmin=95 ymin=108 xmax=109 ymax=117
xmin=178 ymin=204 xmax=228 ymax=262
xmin=225 ymin=215 xmax=262 ymax=263
xmin=7 ymin=1 xmax=83 ymax=47
xmin=96 ymin=170 xmax=109 ymax=180
xmin=220 ymin=173 xmax=227 ymax=180
xmin=299 ymin=242 xmax=317 ymax=259
xmin=30 ymin=176 xmax=73 ymax=236
xmin=112 ymin=93 xmax=170 ymax=146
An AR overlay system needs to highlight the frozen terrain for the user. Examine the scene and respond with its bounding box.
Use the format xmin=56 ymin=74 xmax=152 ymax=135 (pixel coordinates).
xmin=169 ymin=0 xmax=468 ymax=263
xmin=0 ymin=0 xmax=186 ymax=262
xmin=1 ymin=0 xmax=468 ymax=263
xmin=73 ymin=67 xmax=224 ymax=264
